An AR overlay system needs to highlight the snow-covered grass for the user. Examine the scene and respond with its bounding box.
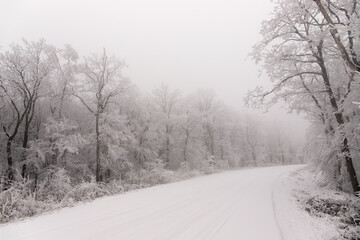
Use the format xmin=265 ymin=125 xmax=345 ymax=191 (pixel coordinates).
xmin=275 ymin=166 xmax=360 ymax=240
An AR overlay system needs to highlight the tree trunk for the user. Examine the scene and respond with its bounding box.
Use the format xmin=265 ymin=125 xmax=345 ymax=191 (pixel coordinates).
xmin=183 ymin=130 xmax=189 ymax=162
xmin=269 ymin=145 xmax=273 ymax=163
xmin=6 ymin=138 xmax=14 ymax=184
xmin=342 ymin=138 xmax=360 ymax=193
xmin=166 ymin=135 xmax=170 ymax=165
xmin=280 ymin=149 xmax=285 ymax=165
xmin=251 ymin=150 xmax=257 ymax=166
xmin=206 ymin=125 xmax=215 ymax=156
xmin=21 ymin=115 xmax=30 ymax=178
xmin=95 ymin=113 xmax=101 ymax=182
xmin=317 ymin=43 xmax=360 ymax=194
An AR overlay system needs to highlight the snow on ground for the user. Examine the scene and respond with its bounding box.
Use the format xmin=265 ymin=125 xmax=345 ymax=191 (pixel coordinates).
xmin=273 ymin=167 xmax=340 ymax=240
xmin=0 ymin=165 xmax=341 ymax=240
xmin=280 ymin=167 xmax=360 ymax=240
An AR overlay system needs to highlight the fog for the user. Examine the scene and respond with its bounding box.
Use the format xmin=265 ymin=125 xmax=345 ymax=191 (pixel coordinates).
xmin=0 ymin=0 xmax=309 ymax=138
xmin=2 ymin=1 xmax=360 ymax=235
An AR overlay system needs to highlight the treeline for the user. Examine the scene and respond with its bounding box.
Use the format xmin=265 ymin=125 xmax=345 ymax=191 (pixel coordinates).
xmin=248 ymin=0 xmax=360 ymax=194
xmin=0 ymin=39 xmax=301 ymax=193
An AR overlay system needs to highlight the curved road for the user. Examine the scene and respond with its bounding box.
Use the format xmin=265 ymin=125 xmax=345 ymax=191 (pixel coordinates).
xmin=0 ymin=165 xmax=301 ymax=240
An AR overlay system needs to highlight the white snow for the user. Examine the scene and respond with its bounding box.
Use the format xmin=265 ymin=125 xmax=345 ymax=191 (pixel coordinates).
xmin=0 ymin=165 xmax=339 ymax=240
xmin=272 ymin=168 xmax=340 ymax=240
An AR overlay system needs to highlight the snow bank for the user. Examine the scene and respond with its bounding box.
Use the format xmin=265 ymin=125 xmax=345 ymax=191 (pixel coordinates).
xmin=273 ymin=166 xmax=359 ymax=240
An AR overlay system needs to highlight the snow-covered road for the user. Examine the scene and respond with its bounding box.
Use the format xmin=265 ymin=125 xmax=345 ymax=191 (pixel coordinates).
xmin=0 ymin=165 xmax=303 ymax=240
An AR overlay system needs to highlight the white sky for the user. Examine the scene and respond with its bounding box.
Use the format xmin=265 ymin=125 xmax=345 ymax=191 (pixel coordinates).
xmin=0 ymin=0 xmax=309 ymax=137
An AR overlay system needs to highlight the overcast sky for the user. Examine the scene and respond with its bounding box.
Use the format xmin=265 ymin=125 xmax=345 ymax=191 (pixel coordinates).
xmin=0 ymin=0 xmax=309 ymax=138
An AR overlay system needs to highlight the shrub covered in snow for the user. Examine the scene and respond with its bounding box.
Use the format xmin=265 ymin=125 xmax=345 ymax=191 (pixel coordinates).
xmin=0 ymin=162 xmax=212 ymax=224
xmin=140 ymin=159 xmax=175 ymax=185
xmin=292 ymin=168 xmax=360 ymax=240
xmin=36 ymin=169 xmax=72 ymax=202
xmin=68 ymin=178 xmax=111 ymax=202
xmin=305 ymin=197 xmax=360 ymax=239
xmin=0 ymin=178 xmax=52 ymax=223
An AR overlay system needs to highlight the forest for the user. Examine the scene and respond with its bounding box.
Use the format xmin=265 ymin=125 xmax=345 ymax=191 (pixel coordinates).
xmin=0 ymin=40 xmax=301 ymax=222
xmin=0 ymin=0 xmax=360 ymax=225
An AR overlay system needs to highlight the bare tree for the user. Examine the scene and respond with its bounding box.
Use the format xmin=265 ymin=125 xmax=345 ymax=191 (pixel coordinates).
xmin=153 ymin=84 xmax=180 ymax=168
xmin=0 ymin=39 xmax=56 ymax=183
xmin=72 ymin=49 xmax=126 ymax=182
xmin=249 ymin=0 xmax=360 ymax=194
xmin=314 ymin=0 xmax=360 ymax=72
xmin=195 ymin=89 xmax=219 ymax=158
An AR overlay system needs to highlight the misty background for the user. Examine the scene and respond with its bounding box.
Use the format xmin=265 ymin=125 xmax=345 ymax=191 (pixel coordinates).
xmin=1 ymin=1 xmax=360 ymax=237
xmin=0 ymin=0 xmax=309 ymax=141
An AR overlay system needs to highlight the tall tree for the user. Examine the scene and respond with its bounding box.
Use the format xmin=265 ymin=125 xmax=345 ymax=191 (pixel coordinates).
xmin=195 ymin=89 xmax=219 ymax=158
xmin=0 ymin=39 xmax=56 ymax=183
xmin=248 ymin=0 xmax=360 ymax=194
xmin=72 ymin=49 xmax=127 ymax=182
xmin=152 ymin=84 xmax=180 ymax=168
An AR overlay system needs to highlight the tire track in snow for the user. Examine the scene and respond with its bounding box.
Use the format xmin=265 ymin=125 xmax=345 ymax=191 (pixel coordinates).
xmin=271 ymin=173 xmax=286 ymax=240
